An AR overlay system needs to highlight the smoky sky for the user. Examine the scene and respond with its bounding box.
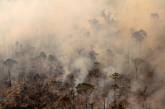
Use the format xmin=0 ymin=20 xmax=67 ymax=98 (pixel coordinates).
xmin=0 ymin=0 xmax=164 ymax=76
xmin=0 ymin=0 xmax=164 ymax=108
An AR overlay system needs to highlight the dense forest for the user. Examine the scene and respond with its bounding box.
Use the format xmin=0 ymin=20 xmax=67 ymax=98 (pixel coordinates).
xmin=0 ymin=0 xmax=165 ymax=109
xmin=0 ymin=40 xmax=162 ymax=109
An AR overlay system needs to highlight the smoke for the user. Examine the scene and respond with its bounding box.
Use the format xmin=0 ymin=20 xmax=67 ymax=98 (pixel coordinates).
xmin=0 ymin=0 xmax=165 ymax=108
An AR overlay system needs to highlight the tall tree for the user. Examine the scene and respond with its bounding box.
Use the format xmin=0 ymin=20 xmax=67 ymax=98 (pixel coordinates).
xmin=3 ymin=58 xmax=17 ymax=87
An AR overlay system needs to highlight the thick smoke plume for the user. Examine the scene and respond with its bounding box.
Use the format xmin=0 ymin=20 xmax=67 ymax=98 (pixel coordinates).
xmin=0 ymin=0 xmax=165 ymax=109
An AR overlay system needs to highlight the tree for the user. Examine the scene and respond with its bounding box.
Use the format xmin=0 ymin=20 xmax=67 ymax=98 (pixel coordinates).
xmin=111 ymin=72 xmax=120 ymax=108
xmin=3 ymin=58 xmax=17 ymax=87
xmin=76 ymin=83 xmax=94 ymax=109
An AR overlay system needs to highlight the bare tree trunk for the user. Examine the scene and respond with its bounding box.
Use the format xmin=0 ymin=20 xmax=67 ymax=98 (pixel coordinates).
xmin=134 ymin=62 xmax=138 ymax=80
xmin=104 ymin=98 xmax=106 ymax=109
xmin=70 ymin=89 xmax=75 ymax=109
xmin=86 ymin=96 xmax=88 ymax=109
xmin=90 ymin=103 xmax=94 ymax=109
xmin=8 ymin=70 xmax=11 ymax=87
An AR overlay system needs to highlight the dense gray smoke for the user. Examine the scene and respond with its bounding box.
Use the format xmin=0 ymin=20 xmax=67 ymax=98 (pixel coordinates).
xmin=0 ymin=0 xmax=164 ymax=109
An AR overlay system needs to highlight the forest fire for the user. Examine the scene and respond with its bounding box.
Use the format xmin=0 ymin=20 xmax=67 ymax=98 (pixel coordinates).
xmin=0 ymin=48 xmax=162 ymax=109
xmin=0 ymin=0 xmax=165 ymax=109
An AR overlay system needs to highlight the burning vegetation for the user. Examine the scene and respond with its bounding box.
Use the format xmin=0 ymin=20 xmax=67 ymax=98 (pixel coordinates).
xmin=0 ymin=0 xmax=165 ymax=109
xmin=0 ymin=43 xmax=163 ymax=109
